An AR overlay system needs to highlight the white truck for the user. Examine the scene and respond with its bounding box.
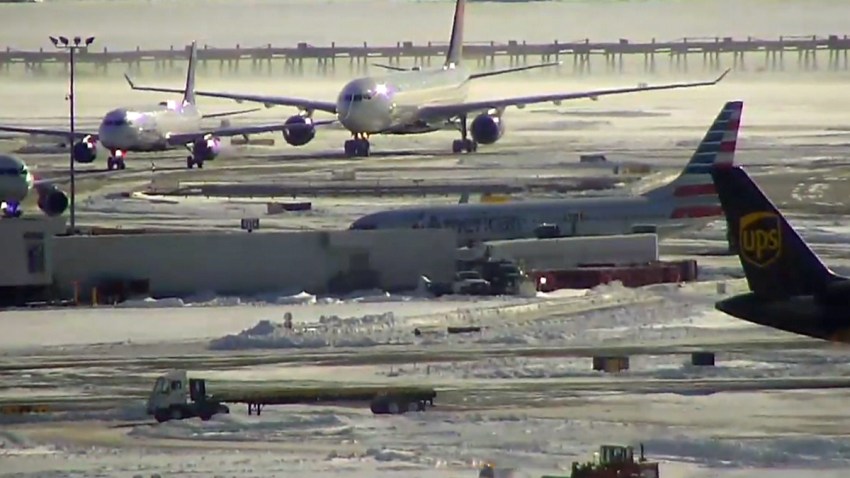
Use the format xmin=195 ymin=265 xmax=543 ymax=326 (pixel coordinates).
xmin=146 ymin=370 xmax=230 ymax=423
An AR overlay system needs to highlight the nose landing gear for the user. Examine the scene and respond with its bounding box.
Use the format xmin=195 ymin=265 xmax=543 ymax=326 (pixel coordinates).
xmin=344 ymin=133 xmax=371 ymax=158
xmin=106 ymin=150 xmax=127 ymax=171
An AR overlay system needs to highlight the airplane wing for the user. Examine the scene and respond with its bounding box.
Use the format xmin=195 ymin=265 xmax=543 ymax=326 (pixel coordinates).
xmin=417 ymin=69 xmax=730 ymax=121
xmin=0 ymin=125 xmax=97 ymax=140
xmin=201 ymin=107 xmax=264 ymax=119
xmin=373 ymin=61 xmax=561 ymax=79
xmin=124 ymin=74 xmax=338 ymax=114
xmin=165 ymin=120 xmax=336 ymax=146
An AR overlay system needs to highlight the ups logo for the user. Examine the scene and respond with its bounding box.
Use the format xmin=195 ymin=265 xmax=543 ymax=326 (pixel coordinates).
xmin=739 ymin=212 xmax=781 ymax=267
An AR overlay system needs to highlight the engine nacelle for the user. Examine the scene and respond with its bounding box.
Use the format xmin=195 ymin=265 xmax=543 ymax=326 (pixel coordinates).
xmin=282 ymin=115 xmax=316 ymax=146
xmin=470 ymin=113 xmax=505 ymax=145
xmin=36 ymin=185 xmax=69 ymax=217
xmin=192 ymin=135 xmax=222 ymax=162
xmin=72 ymin=137 xmax=97 ymax=163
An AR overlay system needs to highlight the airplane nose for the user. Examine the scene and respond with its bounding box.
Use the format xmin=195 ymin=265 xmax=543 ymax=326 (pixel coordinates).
xmin=336 ymin=94 xmax=361 ymax=129
xmin=336 ymin=94 xmax=390 ymax=134
xmin=98 ymin=123 xmax=135 ymax=149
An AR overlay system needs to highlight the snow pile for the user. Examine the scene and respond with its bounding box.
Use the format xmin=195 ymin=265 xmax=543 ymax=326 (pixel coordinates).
xmin=130 ymin=409 xmax=355 ymax=443
xmin=208 ymin=312 xmax=409 ymax=350
xmin=0 ymin=430 xmax=59 ymax=456
xmin=113 ymin=289 xmax=438 ymax=310
xmin=116 ymin=291 xmax=321 ymax=309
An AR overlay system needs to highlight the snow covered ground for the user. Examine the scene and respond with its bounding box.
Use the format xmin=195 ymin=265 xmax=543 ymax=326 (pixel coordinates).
xmin=3 ymin=277 xmax=850 ymax=478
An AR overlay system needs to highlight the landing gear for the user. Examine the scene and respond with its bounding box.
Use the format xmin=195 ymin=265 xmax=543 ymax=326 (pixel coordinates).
xmin=452 ymin=115 xmax=478 ymax=154
xmin=344 ymin=133 xmax=370 ymax=158
xmin=106 ymin=153 xmax=126 ymax=171
xmin=186 ymin=155 xmax=204 ymax=169
xmin=452 ymin=138 xmax=477 ymax=153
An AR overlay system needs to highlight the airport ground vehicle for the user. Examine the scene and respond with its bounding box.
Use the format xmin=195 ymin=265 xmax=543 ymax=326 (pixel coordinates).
xmin=551 ymin=444 xmax=659 ymax=478
xmin=146 ymin=370 xmax=437 ymax=423
xmin=452 ymin=270 xmax=492 ymax=295
xmin=477 ymin=444 xmax=659 ymax=478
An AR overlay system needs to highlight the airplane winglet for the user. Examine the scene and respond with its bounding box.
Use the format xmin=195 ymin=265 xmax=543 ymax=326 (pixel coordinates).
xmin=124 ymin=73 xmax=137 ymax=90
xmin=714 ymin=68 xmax=732 ymax=84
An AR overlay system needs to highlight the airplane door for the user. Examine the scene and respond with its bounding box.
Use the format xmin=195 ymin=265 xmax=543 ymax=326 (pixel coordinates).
xmin=566 ymin=213 xmax=581 ymax=236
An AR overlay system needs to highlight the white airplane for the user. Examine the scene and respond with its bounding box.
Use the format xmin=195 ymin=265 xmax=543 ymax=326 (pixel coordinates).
xmin=0 ymin=154 xmax=68 ymax=218
xmin=350 ymin=101 xmax=744 ymax=246
xmin=0 ymin=42 xmax=331 ymax=171
xmin=124 ymin=0 xmax=729 ymax=158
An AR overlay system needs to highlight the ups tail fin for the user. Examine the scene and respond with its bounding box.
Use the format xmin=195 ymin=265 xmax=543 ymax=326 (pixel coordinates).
xmin=183 ymin=41 xmax=198 ymax=105
xmin=710 ymin=165 xmax=839 ymax=298
xmin=644 ymin=101 xmax=742 ymax=221
xmin=445 ymin=0 xmax=466 ymax=67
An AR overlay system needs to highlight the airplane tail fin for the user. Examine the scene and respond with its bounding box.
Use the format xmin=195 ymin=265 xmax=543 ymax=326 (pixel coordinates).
xmin=445 ymin=0 xmax=466 ymax=67
xmin=711 ymin=165 xmax=839 ymax=299
xmin=643 ymin=101 xmax=743 ymax=221
xmin=183 ymin=41 xmax=198 ymax=105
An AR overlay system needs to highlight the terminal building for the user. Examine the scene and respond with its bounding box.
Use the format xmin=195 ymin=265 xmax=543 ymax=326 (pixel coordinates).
xmin=0 ymin=217 xmax=456 ymax=306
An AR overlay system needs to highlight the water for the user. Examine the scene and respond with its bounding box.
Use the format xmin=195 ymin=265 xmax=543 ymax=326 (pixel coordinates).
xmin=0 ymin=0 xmax=847 ymax=51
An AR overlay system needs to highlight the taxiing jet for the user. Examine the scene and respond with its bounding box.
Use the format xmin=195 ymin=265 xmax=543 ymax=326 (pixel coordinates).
xmin=124 ymin=0 xmax=729 ymax=158
xmin=349 ymin=101 xmax=743 ymax=245
xmin=0 ymin=42 xmax=331 ymax=171
xmin=0 ymin=154 xmax=68 ymax=218
xmin=711 ymin=165 xmax=850 ymax=343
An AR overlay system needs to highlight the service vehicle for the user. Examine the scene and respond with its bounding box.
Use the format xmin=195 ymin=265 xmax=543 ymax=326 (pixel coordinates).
xmin=146 ymin=370 xmax=437 ymax=423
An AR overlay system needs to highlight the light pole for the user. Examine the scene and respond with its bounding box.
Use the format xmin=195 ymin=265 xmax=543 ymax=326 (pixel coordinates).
xmin=49 ymin=35 xmax=94 ymax=234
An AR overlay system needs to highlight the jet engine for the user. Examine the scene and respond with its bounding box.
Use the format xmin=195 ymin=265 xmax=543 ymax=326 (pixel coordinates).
xmin=192 ymin=135 xmax=222 ymax=162
xmin=35 ymin=184 xmax=69 ymax=217
xmin=282 ymin=115 xmax=316 ymax=146
xmin=470 ymin=113 xmax=505 ymax=145
xmin=72 ymin=136 xmax=97 ymax=163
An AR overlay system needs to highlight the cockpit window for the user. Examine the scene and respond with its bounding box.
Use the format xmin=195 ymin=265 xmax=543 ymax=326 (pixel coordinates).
xmin=350 ymin=222 xmax=376 ymax=230
xmin=343 ymin=93 xmax=373 ymax=102
xmin=0 ymin=165 xmax=25 ymax=176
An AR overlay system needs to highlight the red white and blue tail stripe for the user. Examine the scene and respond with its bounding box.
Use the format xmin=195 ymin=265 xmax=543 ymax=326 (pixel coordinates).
xmin=646 ymin=101 xmax=743 ymax=219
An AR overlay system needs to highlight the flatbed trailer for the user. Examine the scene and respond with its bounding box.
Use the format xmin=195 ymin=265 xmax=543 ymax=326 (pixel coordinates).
xmin=146 ymin=370 xmax=437 ymax=423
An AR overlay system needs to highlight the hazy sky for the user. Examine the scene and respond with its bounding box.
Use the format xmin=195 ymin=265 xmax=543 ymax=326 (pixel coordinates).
xmin=0 ymin=0 xmax=846 ymax=50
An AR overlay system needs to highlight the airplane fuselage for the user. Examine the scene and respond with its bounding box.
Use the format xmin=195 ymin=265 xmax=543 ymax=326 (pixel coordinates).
xmin=336 ymin=66 xmax=471 ymax=134
xmin=98 ymin=101 xmax=203 ymax=152
xmin=716 ymin=293 xmax=850 ymax=342
xmin=351 ymin=195 xmax=711 ymax=245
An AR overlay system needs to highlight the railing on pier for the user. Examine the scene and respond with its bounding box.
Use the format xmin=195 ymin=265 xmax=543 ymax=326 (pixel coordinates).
xmin=2 ymin=35 xmax=849 ymax=77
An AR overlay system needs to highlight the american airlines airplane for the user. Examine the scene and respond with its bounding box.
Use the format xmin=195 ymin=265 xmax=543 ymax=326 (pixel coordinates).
xmin=0 ymin=42 xmax=329 ymax=171
xmin=0 ymin=154 xmax=68 ymax=218
xmin=125 ymin=0 xmax=729 ymax=158
xmin=349 ymin=101 xmax=744 ymax=246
